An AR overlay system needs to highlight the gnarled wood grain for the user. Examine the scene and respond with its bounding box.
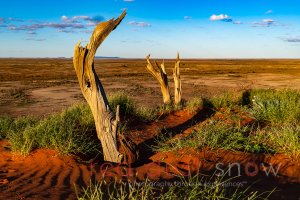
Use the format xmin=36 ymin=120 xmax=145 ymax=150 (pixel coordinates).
xmin=173 ymin=53 xmax=182 ymax=105
xmin=73 ymin=11 xmax=126 ymax=163
xmin=146 ymin=54 xmax=182 ymax=105
xmin=146 ymin=55 xmax=171 ymax=104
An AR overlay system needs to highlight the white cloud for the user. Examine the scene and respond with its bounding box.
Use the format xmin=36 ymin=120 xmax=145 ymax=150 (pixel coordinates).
xmin=210 ymin=14 xmax=231 ymax=21
xmin=73 ymin=16 xmax=90 ymax=20
xmin=26 ymin=38 xmax=46 ymax=41
xmin=262 ymin=19 xmax=274 ymax=23
xmin=86 ymin=22 xmax=97 ymax=26
xmin=281 ymin=37 xmax=300 ymax=43
xmin=233 ymin=21 xmax=242 ymax=25
xmin=61 ymin=15 xmax=104 ymax=24
xmin=27 ymin=31 xmax=37 ymax=35
xmin=252 ymin=19 xmax=276 ymax=27
xmin=61 ymin=16 xmax=68 ymax=21
xmin=184 ymin=16 xmax=192 ymax=20
xmin=128 ymin=21 xmax=151 ymax=27
xmin=0 ymin=17 xmax=23 ymax=24
xmin=7 ymin=22 xmax=85 ymax=31
xmin=7 ymin=18 xmax=23 ymax=22
xmin=265 ymin=10 xmax=273 ymax=14
xmin=123 ymin=0 xmax=135 ymax=2
xmin=61 ymin=16 xmax=77 ymax=23
xmin=58 ymin=29 xmax=75 ymax=33
xmin=4 ymin=14 xmax=104 ymax=36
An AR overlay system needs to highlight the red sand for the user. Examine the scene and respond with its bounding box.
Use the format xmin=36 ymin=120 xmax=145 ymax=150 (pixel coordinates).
xmin=1 ymin=110 xmax=300 ymax=199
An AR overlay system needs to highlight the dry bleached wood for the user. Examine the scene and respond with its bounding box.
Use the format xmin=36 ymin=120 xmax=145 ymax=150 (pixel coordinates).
xmin=173 ymin=53 xmax=182 ymax=105
xmin=146 ymin=54 xmax=182 ymax=105
xmin=146 ymin=55 xmax=171 ymax=104
xmin=73 ymin=11 xmax=126 ymax=163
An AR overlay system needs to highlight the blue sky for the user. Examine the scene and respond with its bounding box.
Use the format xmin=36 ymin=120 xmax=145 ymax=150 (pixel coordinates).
xmin=0 ymin=0 xmax=299 ymax=58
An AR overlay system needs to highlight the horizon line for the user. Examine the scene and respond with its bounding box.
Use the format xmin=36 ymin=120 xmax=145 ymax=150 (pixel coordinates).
xmin=0 ymin=57 xmax=300 ymax=60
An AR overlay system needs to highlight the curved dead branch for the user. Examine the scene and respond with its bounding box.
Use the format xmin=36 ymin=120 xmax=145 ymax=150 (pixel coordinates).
xmin=73 ymin=11 xmax=126 ymax=163
xmin=146 ymin=55 xmax=171 ymax=104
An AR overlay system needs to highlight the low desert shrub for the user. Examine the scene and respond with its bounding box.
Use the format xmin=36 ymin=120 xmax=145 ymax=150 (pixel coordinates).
xmin=154 ymin=120 xmax=300 ymax=156
xmin=0 ymin=116 xmax=37 ymax=140
xmin=6 ymin=103 xmax=101 ymax=155
xmin=134 ymin=106 xmax=157 ymax=121
xmin=109 ymin=92 xmax=135 ymax=116
xmin=248 ymin=89 xmax=300 ymax=124
xmin=245 ymin=124 xmax=300 ymax=156
xmin=207 ymin=92 xmax=242 ymax=110
xmin=109 ymin=92 xmax=157 ymax=121
xmin=1 ymin=93 xmax=158 ymax=155
xmin=186 ymin=97 xmax=203 ymax=113
xmin=154 ymin=121 xmax=248 ymax=153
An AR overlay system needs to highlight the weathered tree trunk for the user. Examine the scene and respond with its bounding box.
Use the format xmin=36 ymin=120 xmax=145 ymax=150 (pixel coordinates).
xmin=146 ymin=54 xmax=182 ymax=105
xmin=146 ymin=55 xmax=171 ymax=104
xmin=173 ymin=53 xmax=182 ymax=105
xmin=73 ymin=11 xmax=126 ymax=163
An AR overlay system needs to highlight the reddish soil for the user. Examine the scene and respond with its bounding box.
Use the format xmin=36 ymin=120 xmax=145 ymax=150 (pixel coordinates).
xmin=1 ymin=110 xmax=300 ymax=200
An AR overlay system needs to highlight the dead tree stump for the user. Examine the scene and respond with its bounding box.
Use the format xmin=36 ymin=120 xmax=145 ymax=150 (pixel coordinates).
xmin=146 ymin=54 xmax=182 ymax=105
xmin=173 ymin=53 xmax=182 ymax=105
xmin=146 ymin=55 xmax=171 ymax=104
xmin=73 ymin=11 xmax=130 ymax=163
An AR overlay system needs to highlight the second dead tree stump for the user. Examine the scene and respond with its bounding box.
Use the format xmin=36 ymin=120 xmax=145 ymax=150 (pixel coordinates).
xmin=146 ymin=53 xmax=182 ymax=105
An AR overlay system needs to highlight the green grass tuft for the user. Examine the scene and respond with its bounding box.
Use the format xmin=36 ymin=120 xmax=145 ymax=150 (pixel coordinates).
xmin=0 ymin=116 xmax=37 ymax=140
xmin=135 ymin=106 xmax=157 ymax=122
xmin=154 ymin=121 xmax=248 ymax=153
xmin=108 ymin=92 xmax=157 ymax=122
xmin=0 ymin=93 xmax=159 ymax=155
xmin=109 ymin=92 xmax=135 ymax=116
xmin=154 ymin=120 xmax=300 ymax=157
xmin=186 ymin=97 xmax=203 ymax=114
xmin=245 ymin=124 xmax=300 ymax=156
xmin=4 ymin=103 xmax=101 ymax=156
xmin=248 ymin=89 xmax=300 ymax=124
xmin=205 ymin=92 xmax=242 ymax=110
xmin=155 ymin=89 xmax=300 ymax=157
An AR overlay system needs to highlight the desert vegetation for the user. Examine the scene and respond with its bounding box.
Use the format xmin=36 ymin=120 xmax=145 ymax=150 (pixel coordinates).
xmin=2 ymin=89 xmax=299 ymax=157
xmin=77 ymin=175 xmax=273 ymax=200
xmin=0 ymin=93 xmax=158 ymax=156
xmin=1 ymin=89 xmax=300 ymax=199
xmin=155 ymin=89 xmax=300 ymax=157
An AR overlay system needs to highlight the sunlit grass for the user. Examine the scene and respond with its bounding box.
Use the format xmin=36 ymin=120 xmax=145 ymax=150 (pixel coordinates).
xmin=3 ymin=103 xmax=100 ymax=155
xmin=248 ymin=89 xmax=300 ymax=124
xmin=0 ymin=93 xmax=158 ymax=155
xmin=186 ymin=97 xmax=203 ymax=114
xmin=76 ymin=174 xmax=271 ymax=200
xmin=2 ymin=89 xmax=300 ymax=158
xmin=154 ymin=89 xmax=300 ymax=157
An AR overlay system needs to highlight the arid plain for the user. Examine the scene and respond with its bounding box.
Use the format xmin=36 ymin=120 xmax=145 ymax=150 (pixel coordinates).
xmin=1 ymin=58 xmax=300 ymax=117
